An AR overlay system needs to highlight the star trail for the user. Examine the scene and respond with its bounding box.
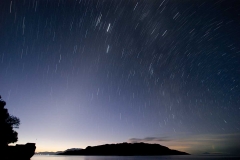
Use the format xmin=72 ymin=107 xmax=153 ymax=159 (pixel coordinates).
xmin=0 ymin=0 xmax=240 ymax=155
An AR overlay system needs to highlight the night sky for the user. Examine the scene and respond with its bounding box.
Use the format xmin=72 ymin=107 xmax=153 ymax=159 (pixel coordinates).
xmin=0 ymin=0 xmax=240 ymax=155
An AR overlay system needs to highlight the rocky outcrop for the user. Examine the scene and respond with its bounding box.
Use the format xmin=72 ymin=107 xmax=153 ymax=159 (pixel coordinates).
xmin=3 ymin=143 xmax=36 ymax=160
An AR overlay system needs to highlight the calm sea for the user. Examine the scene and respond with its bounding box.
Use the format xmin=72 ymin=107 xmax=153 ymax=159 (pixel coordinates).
xmin=32 ymin=155 xmax=240 ymax=160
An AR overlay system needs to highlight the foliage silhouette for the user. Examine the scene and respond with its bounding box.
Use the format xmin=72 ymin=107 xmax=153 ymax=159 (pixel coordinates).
xmin=0 ymin=96 xmax=20 ymax=148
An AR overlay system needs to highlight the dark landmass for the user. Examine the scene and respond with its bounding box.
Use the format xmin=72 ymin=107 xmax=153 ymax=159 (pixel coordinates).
xmin=64 ymin=148 xmax=82 ymax=152
xmin=36 ymin=148 xmax=81 ymax=155
xmin=35 ymin=151 xmax=63 ymax=155
xmin=59 ymin=142 xmax=189 ymax=156
xmin=3 ymin=143 xmax=36 ymax=160
xmin=1 ymin=97 xmax=36 ymax=159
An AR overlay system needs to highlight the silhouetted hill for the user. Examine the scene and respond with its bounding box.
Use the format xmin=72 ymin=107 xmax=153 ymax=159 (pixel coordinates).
xmin=35 ymin=151 xmax=63 ymax=155
xmin=36 ymin=148 xmax=82 ymax=155
xmin=59 ymin=142 xmax=189 ymax=156
xmin=64 ymin=148 xmax=82 ymax=152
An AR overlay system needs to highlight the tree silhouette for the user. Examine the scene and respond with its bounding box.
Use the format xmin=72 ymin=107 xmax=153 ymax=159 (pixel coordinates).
xmin=0 ymin=96 xmax=20 ymax=148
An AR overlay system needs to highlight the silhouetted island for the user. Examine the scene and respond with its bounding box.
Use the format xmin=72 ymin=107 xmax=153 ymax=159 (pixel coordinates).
xmin=59 ymin=142 xmax=189 ymax=156
xmin=36 ymin=148 xmax=82 ymax=155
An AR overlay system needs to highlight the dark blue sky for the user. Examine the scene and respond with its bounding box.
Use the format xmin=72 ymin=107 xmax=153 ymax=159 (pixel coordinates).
xmin=0 ymin=0 xmax=240 ymax=155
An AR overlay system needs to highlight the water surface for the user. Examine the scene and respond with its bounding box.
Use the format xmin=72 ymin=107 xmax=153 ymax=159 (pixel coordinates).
xmin=32 ymin=155 xmax=240 ymax=160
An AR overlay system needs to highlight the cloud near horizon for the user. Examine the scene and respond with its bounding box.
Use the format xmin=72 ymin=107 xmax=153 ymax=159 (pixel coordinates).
xmin=129 ymin=136 xmax=171 ymax=143
xmin=128 ymin=133 xmax=240 ymax=155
